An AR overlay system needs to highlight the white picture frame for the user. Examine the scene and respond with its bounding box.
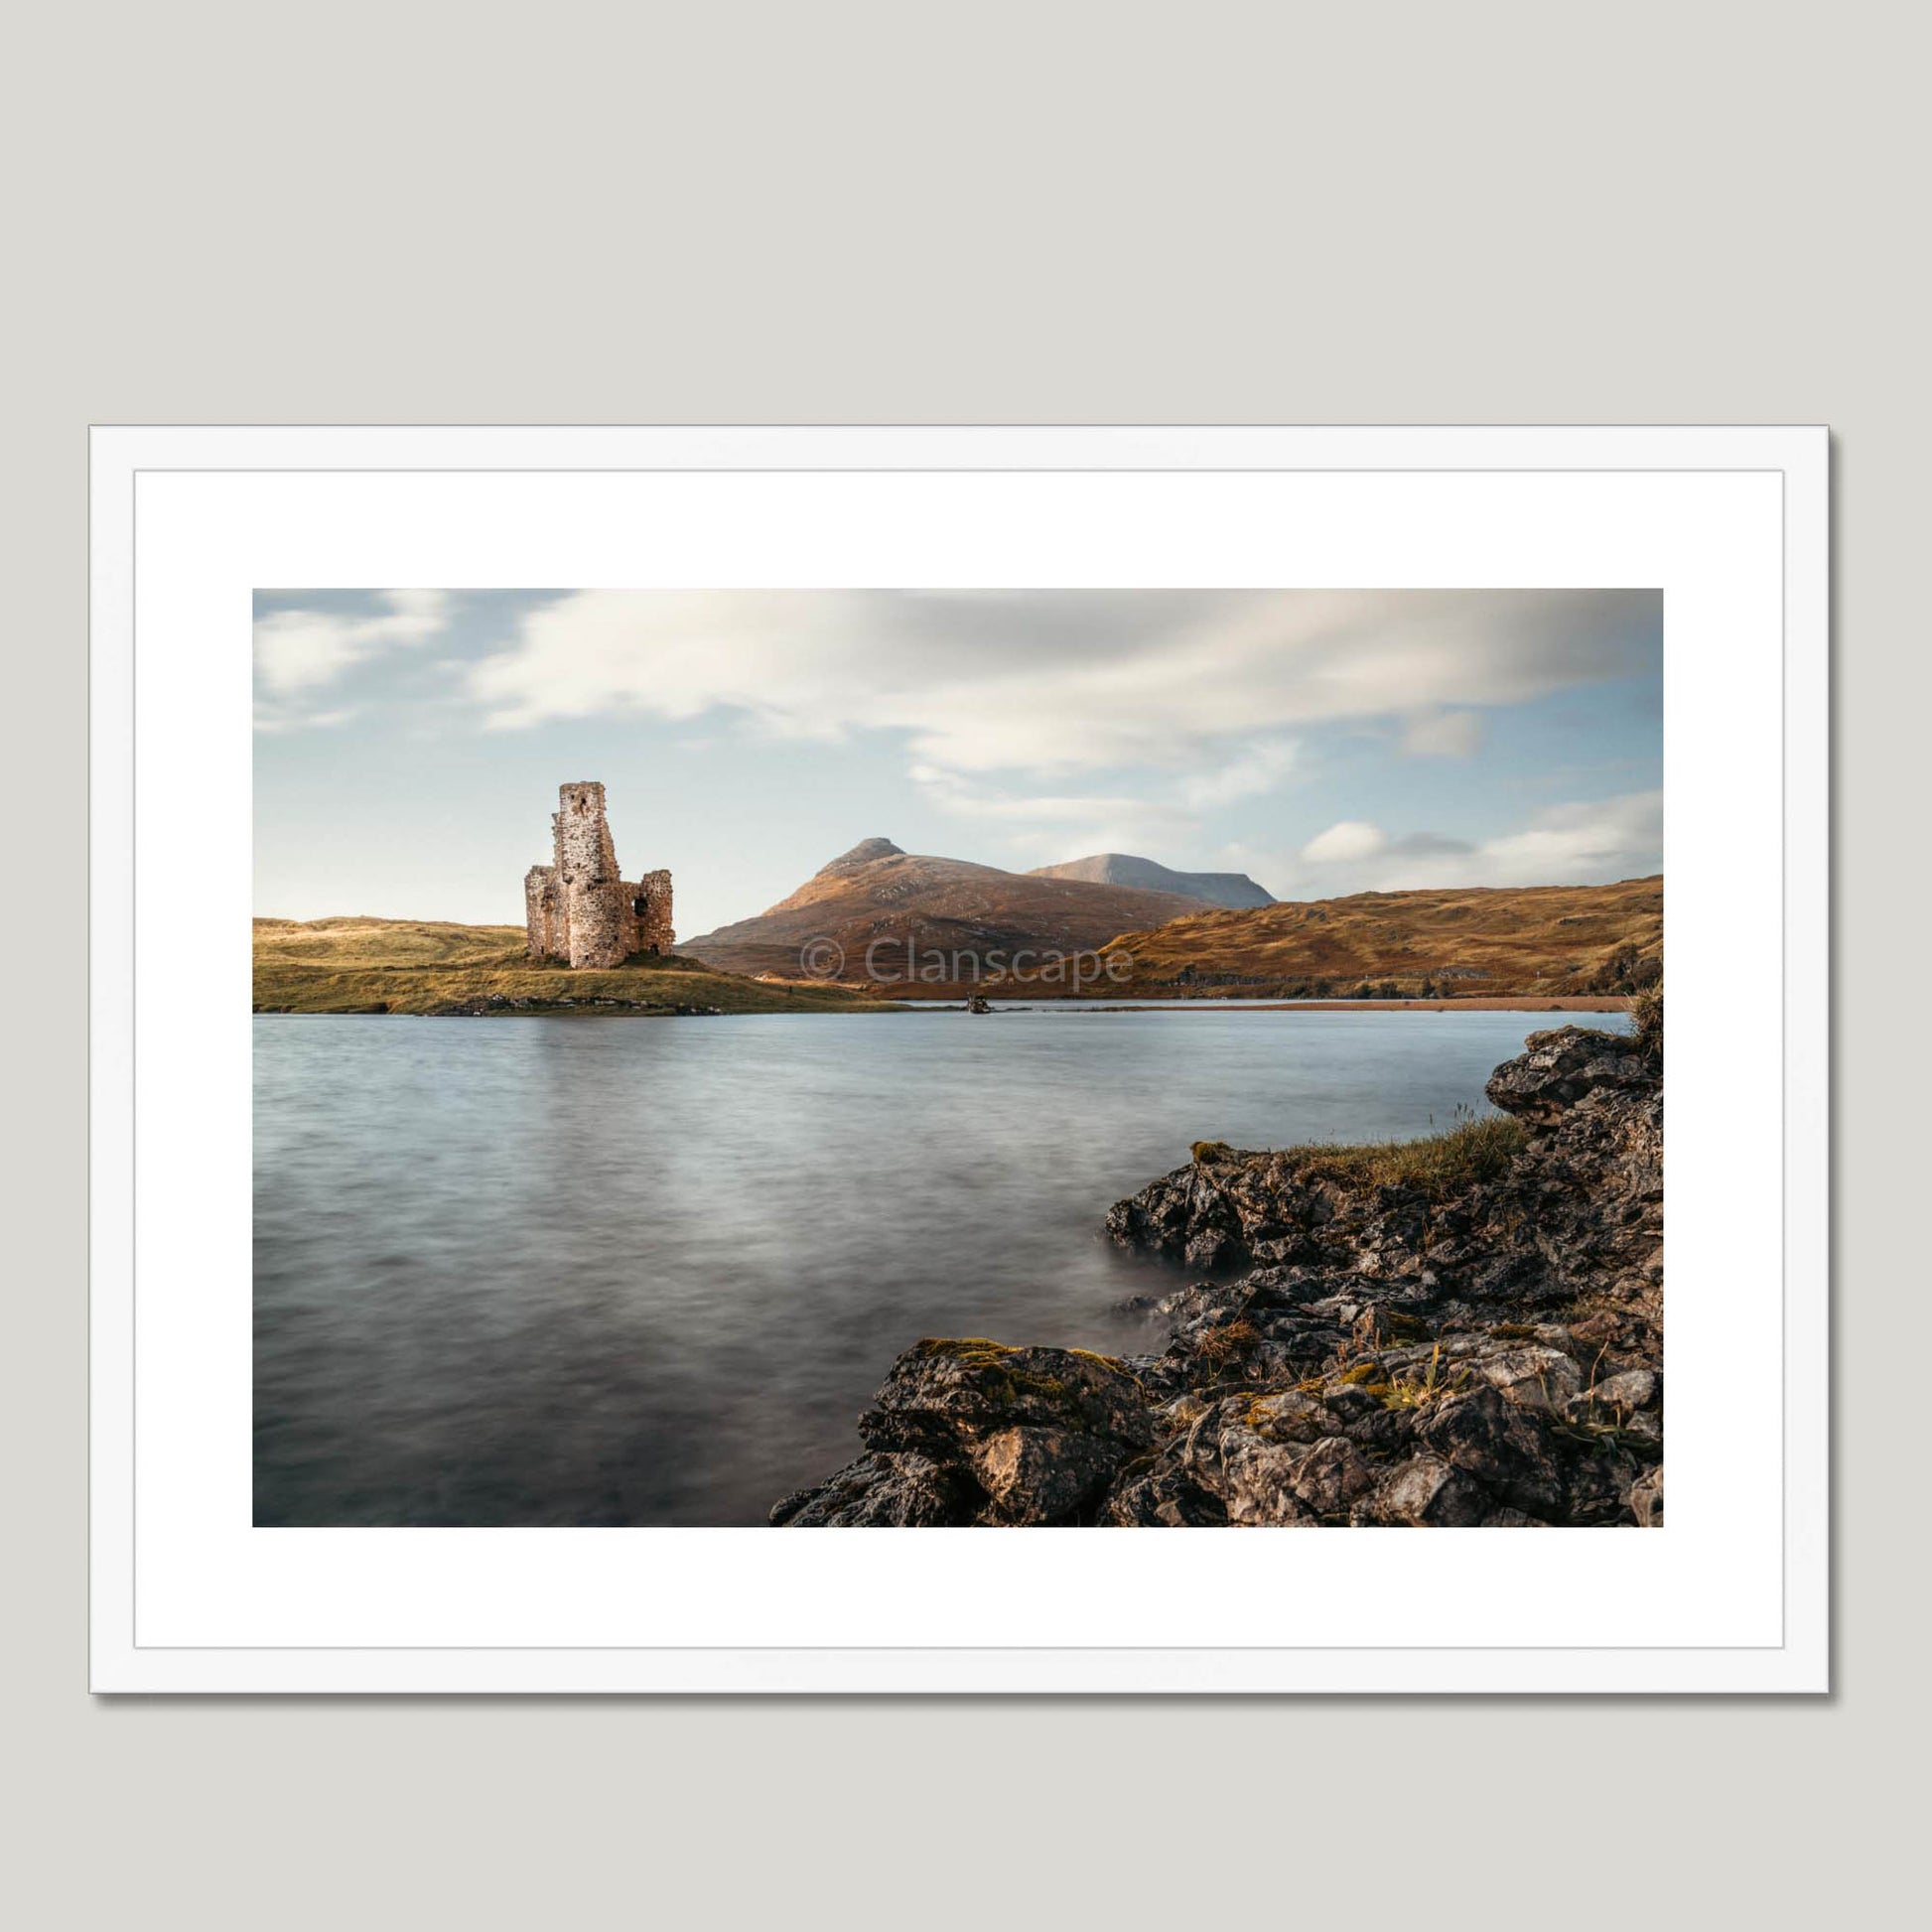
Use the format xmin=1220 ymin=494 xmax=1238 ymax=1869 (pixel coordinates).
xmin=89 ymin=424 xmax=1828 ymax=1694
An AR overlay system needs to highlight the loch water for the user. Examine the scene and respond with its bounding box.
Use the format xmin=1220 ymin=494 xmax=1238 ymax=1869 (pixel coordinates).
xmin=253 ymin=1006 xmax=1628 ymax=1526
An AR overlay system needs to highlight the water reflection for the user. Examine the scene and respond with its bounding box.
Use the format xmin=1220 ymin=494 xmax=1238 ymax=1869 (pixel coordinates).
xmin=253 ymin=1007 xmax=1626 ymax=1525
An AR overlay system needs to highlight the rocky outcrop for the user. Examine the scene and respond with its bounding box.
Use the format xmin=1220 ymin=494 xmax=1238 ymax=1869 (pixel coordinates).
xmin=770 ymin=1340 xmax=1154 ymax=1527
xmin=773 ymin=1018 xmax=1663 ymax=1528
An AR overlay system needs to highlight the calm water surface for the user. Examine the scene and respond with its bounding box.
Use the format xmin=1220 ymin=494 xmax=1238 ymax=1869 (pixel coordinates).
xmin=254 ymin=1008 xmax=1627 ymax=1525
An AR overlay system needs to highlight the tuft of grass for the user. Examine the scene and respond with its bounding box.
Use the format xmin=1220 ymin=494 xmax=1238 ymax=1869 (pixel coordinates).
xmin=1190 ymin=1319 xmax=1260 ymax=1368
xmin=1287 ymin=1107 xmax=1528 ymax=1200
xmin=1628 ymin=980 xmax=1663 ymax=1044
xmin=1376 ymin=1343 xmax=1470 ymax=1412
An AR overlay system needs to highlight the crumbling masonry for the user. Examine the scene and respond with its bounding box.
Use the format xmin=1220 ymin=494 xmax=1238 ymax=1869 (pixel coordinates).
xmin=524 ymin=782 xmax=673 ymax=968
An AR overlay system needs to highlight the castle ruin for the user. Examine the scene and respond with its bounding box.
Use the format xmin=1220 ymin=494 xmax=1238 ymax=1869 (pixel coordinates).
xmin=524 ymin=782 xmax=673 ymax=968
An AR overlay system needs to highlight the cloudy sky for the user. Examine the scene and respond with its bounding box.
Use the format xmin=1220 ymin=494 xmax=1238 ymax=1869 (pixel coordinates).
xmin=254 ymin=588 xmax=1662 ymax=937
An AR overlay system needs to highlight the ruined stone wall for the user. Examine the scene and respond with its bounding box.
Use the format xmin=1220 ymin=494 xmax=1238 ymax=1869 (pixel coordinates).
xmin=550 ymin=781 xmax=621 ymax=967
xmin=523 ymin=782 xmax=671 ymax=968
xmin=630 ymin=869 xmax=674 ymax=955
xmin=524 ymin=865 xmax=563 ymax=960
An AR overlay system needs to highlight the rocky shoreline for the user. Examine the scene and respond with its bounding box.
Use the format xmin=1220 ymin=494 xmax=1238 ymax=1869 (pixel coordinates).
xmin=771 ymin=1007 xmax=1662 ymax=1528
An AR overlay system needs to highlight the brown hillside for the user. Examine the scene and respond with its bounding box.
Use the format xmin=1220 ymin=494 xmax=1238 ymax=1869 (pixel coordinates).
xmin=680 ymin=838 xmax=1213 ymax=983
xmin=1098 ymin=877 xmax=1662 ymax=998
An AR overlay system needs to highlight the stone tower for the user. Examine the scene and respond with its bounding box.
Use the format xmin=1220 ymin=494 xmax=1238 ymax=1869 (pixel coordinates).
xmin=523 ymin=781 xmax=673 ymax=968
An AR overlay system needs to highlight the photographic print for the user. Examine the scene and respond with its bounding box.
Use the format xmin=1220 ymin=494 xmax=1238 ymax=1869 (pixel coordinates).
xmin=253 ymin=587 xmax=1664 ymax=1532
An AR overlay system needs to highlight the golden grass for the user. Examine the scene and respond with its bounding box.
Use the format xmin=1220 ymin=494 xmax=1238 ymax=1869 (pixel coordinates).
xmin=1190 ymin=1319 xmax=1261 ymax=1367
xmin=251 ymin=916 xmax=525 ymax=968
xmin=1374 ymin=1344 xmax=1472 ymax=1411
xmin=251 ymin=917 xmax=900 ymax=1016
xmin=1628 ymin=981 xmax=1663 ymax=1042
xmin=1099 ymin=875 xmax=1662 ymax=998
xmin=1287 ymin=1110 xmax=1529 ymax=1199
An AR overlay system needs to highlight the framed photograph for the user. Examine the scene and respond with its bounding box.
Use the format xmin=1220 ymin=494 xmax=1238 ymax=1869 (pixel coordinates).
xmin=89 ymin=424 xmax=1827 ymax=1693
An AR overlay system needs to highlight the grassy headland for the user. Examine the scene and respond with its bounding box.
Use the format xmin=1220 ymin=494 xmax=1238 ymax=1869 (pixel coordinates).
xmin=1096 ymin=875 xmax=1661 ymax=1001
xmin=1190 ymin=1110 xmax=1529 ymax=1201
xmin=252 ymin=917 xmax=902 ymax=1016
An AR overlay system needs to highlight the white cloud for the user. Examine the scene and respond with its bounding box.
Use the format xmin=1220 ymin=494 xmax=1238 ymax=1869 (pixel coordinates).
xmin=1303 ymin=820 xmax=1388 ymax=864
xmin=1265 ymin=790 xmax=1661 ymax=899
xmin=1402 ymin=709 xmax=1484 ymax=758
xmin=910 ymin=736 xmax=1299 ymax=867
xmin=1176 ymin=738 xmax=1299 ymax=808
xmin=909 ymin=765 xmax=1194 ymax=863
xmin=465 ymin=589 xmax=1658 ymax=777
xmin=254 ymin=591 xmax=453 ymax=728
xmin=1450 ymin=788 xmax=1663 ymax=888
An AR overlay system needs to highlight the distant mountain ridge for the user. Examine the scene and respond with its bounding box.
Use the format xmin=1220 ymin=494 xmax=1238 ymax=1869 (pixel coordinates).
xmin=1027 ymin=852 xmax=1274 ymax=909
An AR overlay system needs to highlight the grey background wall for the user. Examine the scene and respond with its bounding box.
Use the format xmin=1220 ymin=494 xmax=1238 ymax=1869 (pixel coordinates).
xmin=3 ymin=2 xmax=1915 ymax=1923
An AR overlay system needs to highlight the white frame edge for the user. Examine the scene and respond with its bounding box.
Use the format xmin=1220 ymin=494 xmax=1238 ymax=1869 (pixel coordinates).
xmin=88 ymin=424 xmax=1829 ymax=1695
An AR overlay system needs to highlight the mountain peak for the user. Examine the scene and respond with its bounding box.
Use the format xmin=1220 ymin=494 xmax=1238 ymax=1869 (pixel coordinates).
xmin=823 ymin=837 xmax=905 ymax=871
xmin=1028 ymin=852 xmax=1276 ymax=909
